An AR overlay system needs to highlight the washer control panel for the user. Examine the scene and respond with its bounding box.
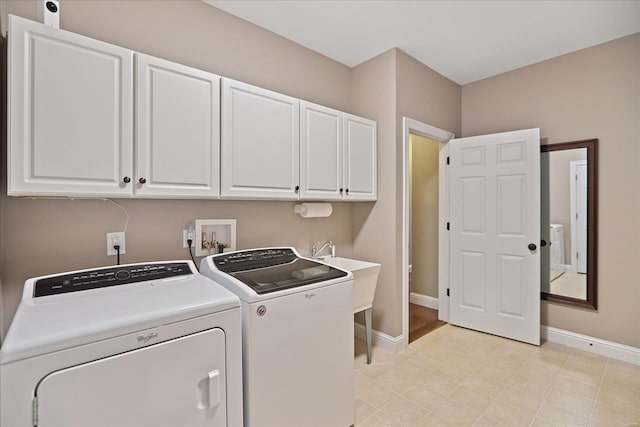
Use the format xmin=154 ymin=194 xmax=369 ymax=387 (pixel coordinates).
xmin=214 ymin=248 xmax=297 ymax=272
xmin=34 ymin=262 xmax=192 ymax=297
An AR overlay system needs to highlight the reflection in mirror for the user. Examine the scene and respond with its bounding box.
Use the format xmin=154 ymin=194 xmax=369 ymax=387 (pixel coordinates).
xmin=541 ymin=139 xmax=597 ymax=310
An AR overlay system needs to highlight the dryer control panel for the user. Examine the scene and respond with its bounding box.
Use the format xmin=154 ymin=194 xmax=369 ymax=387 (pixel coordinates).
xmin=34 ymin=262 xmax=192 ymax=297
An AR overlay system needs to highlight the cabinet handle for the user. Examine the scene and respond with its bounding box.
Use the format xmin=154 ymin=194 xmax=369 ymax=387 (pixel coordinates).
xmin=295 ymin=185 xmax=300 ymax=193
xmin=339 ymin=188 xmax=343 ymax=194
xmin=139 ymin=177 xmax=147 ymax=184
xmin=122 ymin=177 xmax=131 ymax=183
xmin=345 ymin=188 xmax=349 ymax=195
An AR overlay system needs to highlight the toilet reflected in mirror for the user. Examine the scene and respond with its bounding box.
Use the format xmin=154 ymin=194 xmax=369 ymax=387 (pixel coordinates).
xmin=541 ymin=139 xmax=598 ymax=310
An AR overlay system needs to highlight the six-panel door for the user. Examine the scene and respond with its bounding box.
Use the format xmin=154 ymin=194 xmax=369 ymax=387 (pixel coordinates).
xmin=449 ymin=128 xmax=541 ymax=345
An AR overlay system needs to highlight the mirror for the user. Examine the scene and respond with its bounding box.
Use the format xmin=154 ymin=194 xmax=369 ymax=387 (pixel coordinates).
xmin=541 ymin=139 xmax=597 ymax=309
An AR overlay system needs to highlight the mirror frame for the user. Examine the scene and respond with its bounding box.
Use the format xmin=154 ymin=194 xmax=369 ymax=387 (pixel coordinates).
xmin=540 ymin=138 xmax=598 ymax=310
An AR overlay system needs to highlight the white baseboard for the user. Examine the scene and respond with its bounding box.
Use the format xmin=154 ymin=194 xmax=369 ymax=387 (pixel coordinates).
xmin=541 ymin=325 xmax=640 ymax=366
xmin=409 ymin=292 xmax=439 ymax=310
xmin=354 ymin=322 xmax=404 ymax=354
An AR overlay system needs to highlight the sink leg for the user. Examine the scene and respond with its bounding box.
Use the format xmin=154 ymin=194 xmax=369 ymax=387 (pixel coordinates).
xmin=364 ymin=308 xmax=372 ymax=364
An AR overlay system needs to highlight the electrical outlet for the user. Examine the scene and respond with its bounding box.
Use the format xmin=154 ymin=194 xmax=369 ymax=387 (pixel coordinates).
xmin=183 ymin=229 xmax=195 ymax=248
xmin=107 ymin=232 xmax=126 ymax=256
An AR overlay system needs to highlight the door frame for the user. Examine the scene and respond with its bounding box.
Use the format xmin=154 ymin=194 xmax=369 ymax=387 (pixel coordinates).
xmin=401 ymin=118 xmax=454 ymax=348
xmin=570 ymin=159 xmax=588 ymax=274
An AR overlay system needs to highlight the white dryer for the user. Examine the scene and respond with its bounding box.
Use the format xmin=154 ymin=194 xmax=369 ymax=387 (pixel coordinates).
xmin=0 ymin=261 xmax=243 ymax=427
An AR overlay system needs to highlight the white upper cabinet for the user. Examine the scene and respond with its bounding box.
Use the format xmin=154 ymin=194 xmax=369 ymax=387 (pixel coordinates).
xmin=343 ymin=114 xmax=377 ymax=200
xmin=221 ymin=78 xmax=300 ymax=200
xmin=8 ymin=15 xmax=133 ymax=197
xmin=135 ymin=53 xmax=220 ymax=198
xmin=300 ymin=103 xmax=377 ymax=201
xmin=300 ymin=101 xmax=343 ymax=200
xmin=7 ymin=16 xmax=376 ymax=202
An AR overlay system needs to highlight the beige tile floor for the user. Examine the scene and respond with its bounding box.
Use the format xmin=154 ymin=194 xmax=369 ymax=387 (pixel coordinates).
xmin=354 ymin=324 xmax=640 ymax=426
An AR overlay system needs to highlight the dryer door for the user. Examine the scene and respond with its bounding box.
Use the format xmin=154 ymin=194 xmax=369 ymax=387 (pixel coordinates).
xmin=35 ymin=328 xmax=227 ymax=427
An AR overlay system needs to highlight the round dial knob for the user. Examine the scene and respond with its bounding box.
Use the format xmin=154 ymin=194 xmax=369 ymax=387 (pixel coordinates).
xmin=115 ymin=270 xmax=130 ymax=280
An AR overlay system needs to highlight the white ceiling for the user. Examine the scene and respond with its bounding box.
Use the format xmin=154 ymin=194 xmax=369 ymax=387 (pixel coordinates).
xmin=203 ymin=0 xmax=640 ymax=85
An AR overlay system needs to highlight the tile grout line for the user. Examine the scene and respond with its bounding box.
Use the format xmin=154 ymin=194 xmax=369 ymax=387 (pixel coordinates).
xmin=408 ymin=332 xmax=493 ymax=426
xmin=466 ymin=341 xmax=521 ymax=426
xmin=587 ymin=355 xmax=609 ymax=425
xmin=530 ymin=347 xmax=607 ymax=426
xmin=411 ymin=336 xmax=465 ymax=425
xmin=526 ymin=347 xmax=571 ymax=426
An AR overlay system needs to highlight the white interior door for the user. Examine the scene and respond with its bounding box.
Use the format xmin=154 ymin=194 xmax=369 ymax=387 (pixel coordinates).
xmin=571 ymin=160 xmax=588 ymax=274
xmin=449 ymin=128 xmax=540 ymax=345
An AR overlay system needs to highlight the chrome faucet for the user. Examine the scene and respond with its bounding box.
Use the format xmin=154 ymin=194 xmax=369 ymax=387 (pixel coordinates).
xmin=312 ymin=241 xmax=335 ymax=258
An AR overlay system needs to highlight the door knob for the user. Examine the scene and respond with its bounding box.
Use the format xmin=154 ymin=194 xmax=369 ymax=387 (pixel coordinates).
xmin=528 ymin=243 xmax=537 ymax=251
xmin=540 ymin=240 xmax=547 ymax=247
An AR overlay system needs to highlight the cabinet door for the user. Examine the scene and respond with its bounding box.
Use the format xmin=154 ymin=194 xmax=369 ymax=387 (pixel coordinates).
xmin=300 ymin=101 xmax=343 ymax=200
xmin=221 ymin=79 xmax=299 ymax=199
xmin=135 ymin=54 xmax=220 ymax=198
xmin=343 ymin=114 xmax=377 ymax=201
xmin=8 ymin=15 xmax=133 ymax=197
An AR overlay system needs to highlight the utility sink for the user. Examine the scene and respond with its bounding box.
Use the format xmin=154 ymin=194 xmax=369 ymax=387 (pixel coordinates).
xmin=316 ymin=256 xmax=381 ymax=364
xmin=318 ymin=257 xmax=381 ymax=313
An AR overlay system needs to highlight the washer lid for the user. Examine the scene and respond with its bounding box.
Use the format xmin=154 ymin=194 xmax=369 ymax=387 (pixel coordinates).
xmin=212 ymin=248 xmax=348 ymax=294
xmin=0 ymin=261 xmax=240 ymax=364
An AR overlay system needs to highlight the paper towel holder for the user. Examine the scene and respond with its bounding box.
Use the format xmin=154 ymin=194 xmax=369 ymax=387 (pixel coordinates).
xmin=294 ymin=203 xmax=333 ymax=218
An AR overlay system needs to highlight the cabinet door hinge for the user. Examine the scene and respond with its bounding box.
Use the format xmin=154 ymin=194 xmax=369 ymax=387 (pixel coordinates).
xmin=32 ymin=397 xmax=38 ymax=426
xmin=446 ymin=222 xmax=450 ymax=231
xmin=446 ymin=156 xmax=450 ymax=165
xmin=447 ymin=288 xmax=450 ymax=297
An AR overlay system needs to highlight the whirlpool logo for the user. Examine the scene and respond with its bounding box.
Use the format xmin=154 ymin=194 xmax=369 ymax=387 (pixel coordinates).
xmin=136 ymin=332 xmax=158 ymax=344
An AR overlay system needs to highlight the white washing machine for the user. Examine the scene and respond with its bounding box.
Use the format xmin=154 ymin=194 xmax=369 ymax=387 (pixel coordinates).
xmin=0 ymin=261 xmax=243 ymax=427
xmin=200 ymin=248 xmax=354 ymax=427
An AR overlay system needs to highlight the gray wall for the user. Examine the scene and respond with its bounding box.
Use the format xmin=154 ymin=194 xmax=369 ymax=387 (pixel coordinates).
xmin=350 ymin=49 xmax=461 ymax=337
